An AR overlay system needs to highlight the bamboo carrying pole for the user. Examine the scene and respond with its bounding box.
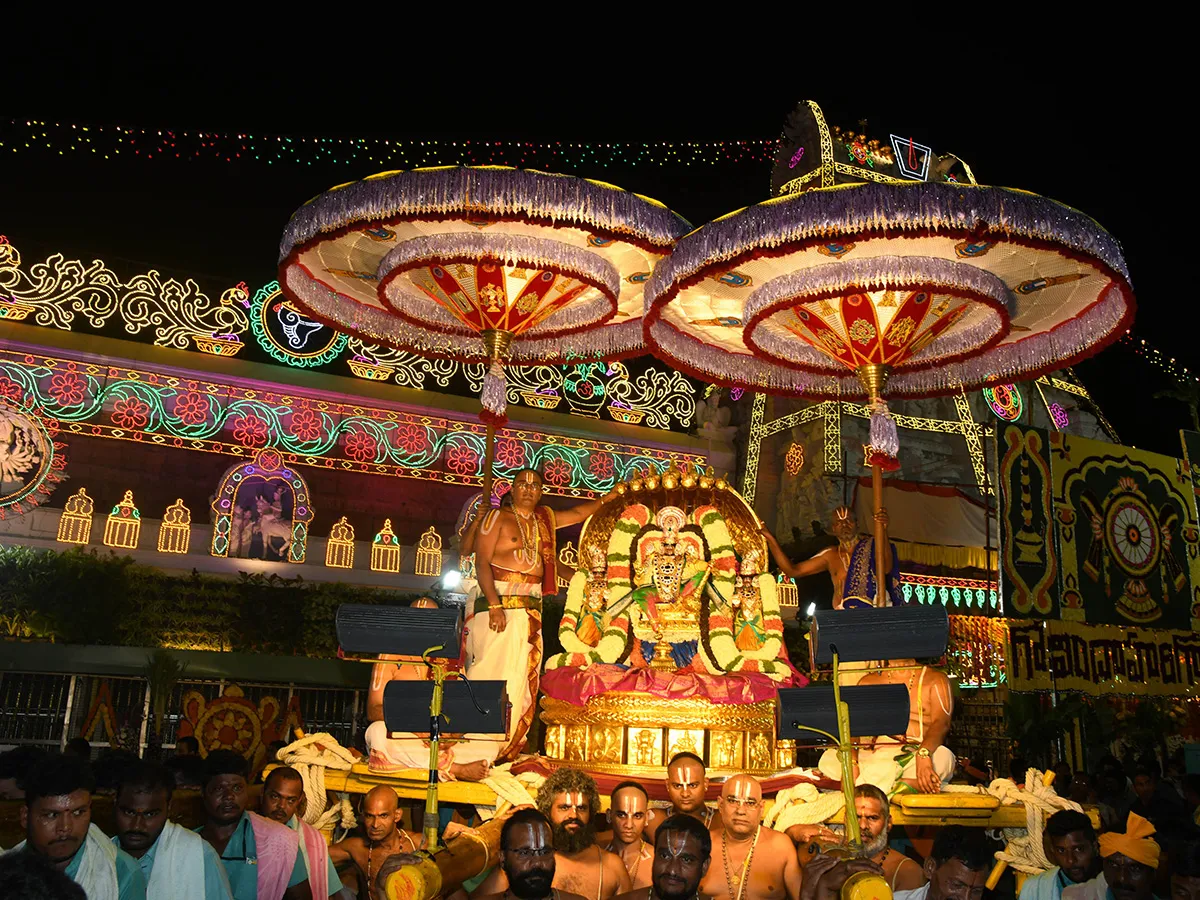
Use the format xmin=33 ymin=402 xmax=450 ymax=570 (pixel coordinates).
xmin=383 ymin=815 xmax=504 ymax=900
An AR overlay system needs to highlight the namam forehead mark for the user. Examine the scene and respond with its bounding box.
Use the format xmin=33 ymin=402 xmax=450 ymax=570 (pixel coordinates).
xmin=613 ymin=788 xmax=647 ymax=814
xmin=659 ymin=830 xmax=700 ymax=860
xmin=722 ymin=774 xmax=761 ymax=801
xmin=515 ymin=471 xmax=543 ymax=486
xmin=555 ymin=791 xmax=589 ymax=810
xmin=668 ymin=762 xmax=705 ymax=785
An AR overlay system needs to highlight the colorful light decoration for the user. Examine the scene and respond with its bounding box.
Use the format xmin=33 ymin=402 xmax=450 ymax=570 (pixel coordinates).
xmin=0 ymin=240 xmax=697 ymax=431
xmin=983 ymin=384 xmax=1023 ymax=421
xmin=157 ymin=499 xmax=192 ymax=554
xmin=325 ymin=517 xmax=355 ymax=569
xmin=278 ymin=166 xmax=689 ymax=497
xmin=210 ymin=449 xmax=313 ymax=563
xmin=784 ymin=441 xmax=805 ymax=476
xmin=947 ymin=615 xmax=1007 ymax=687
xmin=0 ymin=395 xmax=67 ymax=520
xmin=1049 ymin=402 xmax=1071 ymax=430
xmin=775 ymin=574 xmax=799 ymax=608
xmin=370 ymin=520 xmax=402 ymax=573
xmin=56 ymin=487 xmax=94 ymax=544
xmin=646 ymin=100 xmax=1133 ymax=604
xmin=414 ymin=526 xmax=443 ymax=577
xmin=103 ymin=490 xmax=141 ymax=549
xmin=900 ymin=573 xmax=1000 ymax=612
xmin=250 ymin=280 xmax=347 ymax=367
xmin=3 ymin=120 xmax=780 ymax=168
xmin=0 ymin=352 xmax=697 ymax=499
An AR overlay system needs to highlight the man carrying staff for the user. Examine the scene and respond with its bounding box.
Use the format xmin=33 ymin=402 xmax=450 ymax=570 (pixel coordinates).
xmin=11 ymin=753 xmax=147 ymax=900
xmin=606 ymin=781 xmax=654 ymax=889
xmin=701 ymin=775 xmax=799 ymax=900
xmin=195 ymin=749 xmax=312 ymax=900
xmin=259 ymin=767 xmax=343 ymax=898
xmin=614 ymin=814 xmax=713 ymax=900
xmin=330 ymin=786 xmax=422 ymax=897
xmin=114 ymin=760 xmax=232 ymax=900
xmin=472 ymin=468 xmax=615 ymax=758
xmin=644 ymin=753 xmax=715 ymax=842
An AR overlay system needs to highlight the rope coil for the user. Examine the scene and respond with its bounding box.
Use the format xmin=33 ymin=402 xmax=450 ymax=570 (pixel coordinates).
xmin=277 ymin=731 xmax=359 ymax=828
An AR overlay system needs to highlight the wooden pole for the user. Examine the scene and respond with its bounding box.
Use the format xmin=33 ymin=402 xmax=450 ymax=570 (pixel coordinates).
xmin=384 ymin=815 xmax=503 ymax=900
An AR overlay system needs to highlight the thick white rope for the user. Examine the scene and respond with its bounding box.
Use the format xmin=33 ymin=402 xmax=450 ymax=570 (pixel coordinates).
xmin=764 ymin=783 xmax=847 ymax=831
xmin=277 ymin=732 xmax=359 ymax=827
xmin=479 ymin=763 xmax=544 ymax=821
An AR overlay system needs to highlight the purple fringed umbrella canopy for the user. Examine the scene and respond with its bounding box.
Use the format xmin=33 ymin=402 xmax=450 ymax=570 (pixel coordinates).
xmin=644 ymin=179 xmax=1134 ymax=604
xmin=279 ymin=165 xmax=689 ymax=492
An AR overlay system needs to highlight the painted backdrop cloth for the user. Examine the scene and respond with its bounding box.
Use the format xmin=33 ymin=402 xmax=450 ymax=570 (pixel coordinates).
xmin=540 ymin=663 xmax=803 ymax=706
xmin=464 ymin=580 xmax=543 ymax=761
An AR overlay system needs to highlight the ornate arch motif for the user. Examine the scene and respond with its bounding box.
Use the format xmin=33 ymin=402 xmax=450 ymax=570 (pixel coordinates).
xmin=211 ymin=448 xmax=314 ymax=563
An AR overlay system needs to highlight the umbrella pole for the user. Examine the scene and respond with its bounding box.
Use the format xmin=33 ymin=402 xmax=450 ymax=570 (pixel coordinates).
xmin=857 ymin=363 xmax=893 ymax=608
xmin=481 ymin=423 xmax=496 ymax=502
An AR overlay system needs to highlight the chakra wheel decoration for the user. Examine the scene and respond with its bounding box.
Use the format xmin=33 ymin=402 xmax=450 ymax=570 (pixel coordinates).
xmin=279 ymin=165 xmax=688 ymax=492
xmin=645 ymin=175 xmax=1133 ymax=602
xmin=983 ymin=384 xmax=1023 ymax=421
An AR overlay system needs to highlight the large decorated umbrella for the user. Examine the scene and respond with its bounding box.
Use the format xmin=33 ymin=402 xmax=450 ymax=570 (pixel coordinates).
xmin=645 ymin=179 xmax=1133 ymax=604
xmin=279 ymin=166 xmax=689 ymax=493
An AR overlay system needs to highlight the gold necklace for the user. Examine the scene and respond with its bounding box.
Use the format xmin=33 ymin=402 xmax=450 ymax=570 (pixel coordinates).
xmin=513 ymin=508 xmax=539 ymax=565
xmin=721 ymin=826 xmax=759 ymax=900
xmin=609 ymin=840 xmax=646 ymax=882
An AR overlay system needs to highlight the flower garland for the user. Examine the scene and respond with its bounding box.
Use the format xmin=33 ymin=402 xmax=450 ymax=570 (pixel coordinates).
xmin=688 ymin=506 xmax=787 ymax=680
xmin=546 ymin=569 xmax=632 ymax=669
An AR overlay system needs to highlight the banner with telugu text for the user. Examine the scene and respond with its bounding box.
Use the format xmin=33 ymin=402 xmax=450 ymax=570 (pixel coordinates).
xmin=1007 ymin=618 xmax=1200 ymax=696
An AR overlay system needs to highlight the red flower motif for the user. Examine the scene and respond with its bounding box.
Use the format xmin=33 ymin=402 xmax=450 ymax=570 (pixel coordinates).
xmin=446 ymin=445 xmax=480 ymax=476
xmin=173 ymin=391 xmax=210 ymax=426
xmin=289 ymin=408 xmax=322 ymax=442
xmin=394 ymin=423 xmax=428 ymax=455
xmin=588 ymin=452 xmax=615 ymax=480
xmin=495 ymin=438 xmax=525 ymax=469
xmin=231 ymin=414 xmax=270 ymax=448
xmin=345 ymin=430 xmax=378 ymax=462
xmin=111 ymin=396 xmax=150 ymax=430
xmin=543 ymin=457 xmax=572 ymax=486
xmin=0 ymin=377 xmax=23 ymax=403
xmin=47 ymin=371 xmax=86 ymax=407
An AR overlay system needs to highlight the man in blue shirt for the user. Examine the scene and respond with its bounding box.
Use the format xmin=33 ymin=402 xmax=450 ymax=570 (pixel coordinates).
xmin=114 ymin=759 xmax=232 ymax=900
xmin=196 ymin=749 xmax=313 ymax=900
xmin=1020 ymin=811 xmax=1102 ymax=900
xmin=12 ymin=752 xmax=146 ymax=900
xmin=259 ymin=766 xmax=343 ymax=897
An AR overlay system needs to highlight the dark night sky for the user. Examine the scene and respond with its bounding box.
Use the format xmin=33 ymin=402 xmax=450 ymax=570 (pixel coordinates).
xmin=6 ymin=44 xmax=1195 ymax=455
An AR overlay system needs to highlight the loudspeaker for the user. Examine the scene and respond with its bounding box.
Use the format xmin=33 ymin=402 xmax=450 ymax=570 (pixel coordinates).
xmin=336 ymin=603 xmax=462 ymax=658
xmin=383 ymin=679 xmax=509 ymax=738
xmin=811 ymin=605 xmax=948 ymax=664
xmin=776 ymin=684 xmax=911 ymax=742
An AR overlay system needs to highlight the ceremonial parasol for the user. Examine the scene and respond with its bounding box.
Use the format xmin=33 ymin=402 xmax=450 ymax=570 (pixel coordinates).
xmin=279 ymin=166 xmax=689 ymax=494
xmin=645 ymin=111 xmax=1133 ymax=604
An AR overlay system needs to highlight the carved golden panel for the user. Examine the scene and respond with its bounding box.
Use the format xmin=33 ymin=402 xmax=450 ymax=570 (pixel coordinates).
xmin=710 ymin=731 xmax=744 ymax=770
xmin=541 ymin=694 xmax=775 ymax=731
xmin=666 ymin=729 xmax=704 ymax=762
xmin=628 ymin=728 xmax=663 ymax=768
xmin=747 ymin=732 xmax=773 ymax=772
xmin=564 ymin=726 xmax=589 ymax=763
xmin=775 ymin=739 xmax=797 ymax=770
xmin=544 ymin=725 xmax=565 ymax=760
xmin=589 ymin=724 xmax=624 ymax=764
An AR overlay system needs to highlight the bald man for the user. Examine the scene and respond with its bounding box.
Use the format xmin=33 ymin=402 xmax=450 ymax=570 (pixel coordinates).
xmin=644 ymin=753 xmax=715 ymax=843
xmin=364 ymin=597 xmax=493 ymax=781
xmin=330 ymin=787 xmax=421 ymax=897
xmin=700 ymin=776 xmax=800 ymax=900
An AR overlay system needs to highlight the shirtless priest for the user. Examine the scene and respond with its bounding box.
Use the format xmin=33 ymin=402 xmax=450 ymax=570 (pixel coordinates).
xmin=471 ymin=468 xmax=616 ymax=759
xmin=700 ymin=775 xmax=800 ymax=900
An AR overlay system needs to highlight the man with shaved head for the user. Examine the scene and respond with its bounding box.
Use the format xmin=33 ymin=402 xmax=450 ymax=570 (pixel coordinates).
xmin=330 ymin=786 xmax=420 ymax=897
xmin=644 ymin=753 xmax=714 ymax=843
xmin=700 ymin=775 xmax=799 ymax=900
xmin=260 ymin=767 xmax=342 ymax=897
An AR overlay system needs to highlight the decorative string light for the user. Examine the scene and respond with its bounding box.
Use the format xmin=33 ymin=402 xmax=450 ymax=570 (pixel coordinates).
xmin=371 ymin=520 xmax=402 ymax=573
xmin=2 ymin=120 xmax=779 ymax=169
xmin=1117 ymin=331 xmax=1198 ymax=385
xmin=325 ymin=517 xmax=355 ymax=569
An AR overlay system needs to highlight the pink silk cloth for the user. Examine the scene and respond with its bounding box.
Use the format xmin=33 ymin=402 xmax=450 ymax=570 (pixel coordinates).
xmin=294 ymin=817 xmax=329 ymax=899
xmin=247 ymin=811 xmax=300 ymax=900
xmin=540 ymin=663 xmax=805 ymax=706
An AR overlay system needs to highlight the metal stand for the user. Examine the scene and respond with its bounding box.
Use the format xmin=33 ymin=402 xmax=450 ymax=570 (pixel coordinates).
xmin=423 ymin=646 xmax=448 ymax=853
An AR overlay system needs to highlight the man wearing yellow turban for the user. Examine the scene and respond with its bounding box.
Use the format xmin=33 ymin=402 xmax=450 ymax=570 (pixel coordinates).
xmin=1062 ymin=813 xmax=1160 ymax=900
